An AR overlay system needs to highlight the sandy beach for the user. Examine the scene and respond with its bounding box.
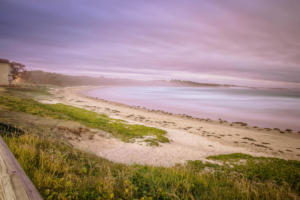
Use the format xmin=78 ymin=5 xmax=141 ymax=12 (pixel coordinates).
xmin=41 ymin=86 xmax=300 ymax=166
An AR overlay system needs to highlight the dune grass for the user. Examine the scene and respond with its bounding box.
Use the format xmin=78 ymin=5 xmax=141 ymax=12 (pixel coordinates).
xmin=207 ymin=153 xmax=300 ymax=195
xmin=2 ymin=129 xmax=299 ymax=200
xmin=0 ymin=87 xmax=168 ymax=145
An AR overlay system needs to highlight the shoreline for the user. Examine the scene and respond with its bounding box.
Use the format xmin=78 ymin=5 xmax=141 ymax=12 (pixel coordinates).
xmin=80 ymin=86 xmax=299 ymax=134
xmin=41 ymin=86 xmax=300 ymax=165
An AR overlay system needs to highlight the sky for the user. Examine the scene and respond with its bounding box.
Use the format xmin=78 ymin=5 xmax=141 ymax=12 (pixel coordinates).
xmin=0 ymin=0 xmax=300 ymax=88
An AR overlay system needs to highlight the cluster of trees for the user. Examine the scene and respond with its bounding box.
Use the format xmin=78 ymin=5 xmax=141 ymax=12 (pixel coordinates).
xmin=10 ymin=62 xmax=26 ymax=82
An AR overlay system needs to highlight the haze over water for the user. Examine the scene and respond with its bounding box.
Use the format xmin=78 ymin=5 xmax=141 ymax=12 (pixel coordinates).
xmin=86 ymin=86 xmax=300 ymax=131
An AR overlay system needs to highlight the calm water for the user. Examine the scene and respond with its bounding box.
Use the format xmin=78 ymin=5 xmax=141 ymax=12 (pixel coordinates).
xmin=85 ymin=86 xmax=300 ymax=131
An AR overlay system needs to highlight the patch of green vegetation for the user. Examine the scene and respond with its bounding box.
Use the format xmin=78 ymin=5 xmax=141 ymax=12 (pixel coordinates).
xmin=208 ymin=153 xmax=300 ymax=196
xmin=0 ymin=90 xmax=168 ymax=144
xmin=2 ymin=131 xmax=298 ymax=200
xmin=186 ymin=160 xmax=220 ymax=171
xmin=208 ymin=153 xmax=254 ymax=160
xmin=2 ymin=85 xmax=51 ymax=98
xmin=143 ymin=138 xmax=159 ymax=146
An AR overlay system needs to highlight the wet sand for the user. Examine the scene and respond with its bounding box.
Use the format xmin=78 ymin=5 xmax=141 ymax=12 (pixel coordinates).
xmin=41 ymin=86 xmax=300 ymax=166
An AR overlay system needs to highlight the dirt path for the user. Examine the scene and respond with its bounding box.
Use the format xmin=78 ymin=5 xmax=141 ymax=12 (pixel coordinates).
xmin=40 ymin=86 xmax=300 ymax=166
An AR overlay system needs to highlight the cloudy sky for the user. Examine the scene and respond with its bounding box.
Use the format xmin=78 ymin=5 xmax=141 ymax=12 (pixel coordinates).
xmin=1 ymin=0 xmax=300 ymax=87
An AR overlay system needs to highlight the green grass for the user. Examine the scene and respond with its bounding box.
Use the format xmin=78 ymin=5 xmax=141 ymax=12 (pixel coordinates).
xmin=0 ymin=88 xmax=168 ymax=145
xmin=207 ymin=153 xmax=300 ymax=196
xmin=2 ymin=130 xmax=299 ymax=200
xmin=208 ymin=153 xmax=254 ymax=160
xmin=2 ymin=85 xmax=51 ymax=98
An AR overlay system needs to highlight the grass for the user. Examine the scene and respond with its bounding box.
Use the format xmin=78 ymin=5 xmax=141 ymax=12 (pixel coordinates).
xmin=2 ymin=129 xmax=299 ymax=200
xmin=0 ymin=86 xmax=168 ymax=145
xmin=2 ymin=84 xmax=51 ymax=98
xmin=207 ymin=153 xmax=300 ymax=195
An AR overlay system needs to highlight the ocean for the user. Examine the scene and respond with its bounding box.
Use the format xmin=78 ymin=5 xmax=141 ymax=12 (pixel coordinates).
xmin=85 ymin=86 xmax=300 ymax=131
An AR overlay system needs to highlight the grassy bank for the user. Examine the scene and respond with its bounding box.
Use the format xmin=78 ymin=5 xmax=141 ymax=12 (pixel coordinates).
xmin=0 ymin=86 xmax=168 ymax=145
xmin=2 ymin=129 xmax=299 ymax=200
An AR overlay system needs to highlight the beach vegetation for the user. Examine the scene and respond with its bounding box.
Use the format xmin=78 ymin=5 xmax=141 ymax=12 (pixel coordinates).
xmin=2 ymin=84 xmax=51 ymax=97
xmin=1 ymin=129 xmax=299 ymax=200
xmin=0 ymin=86 xmax=168 ymax=145
xmin=208 ymin=153 xmax=300 ymax=194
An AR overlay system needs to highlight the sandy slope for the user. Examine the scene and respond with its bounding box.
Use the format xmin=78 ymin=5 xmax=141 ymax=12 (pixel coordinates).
xmin=41 ymin=86 xmax=300 ymax=166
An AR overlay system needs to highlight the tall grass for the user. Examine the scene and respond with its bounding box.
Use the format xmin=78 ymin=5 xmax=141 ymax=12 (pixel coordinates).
xmin=208 ymin=153 xmax=300 ymax=195
xmin=2 ymin=130 xmax=299 ymax=200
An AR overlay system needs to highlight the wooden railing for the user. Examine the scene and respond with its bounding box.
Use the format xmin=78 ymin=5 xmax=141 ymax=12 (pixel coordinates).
xmin=0 ymin=137 xmax=43 ymax=200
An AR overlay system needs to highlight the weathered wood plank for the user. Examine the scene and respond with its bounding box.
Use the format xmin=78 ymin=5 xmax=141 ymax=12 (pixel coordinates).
xmin=0 ymin=137 xmax=43 ymax=200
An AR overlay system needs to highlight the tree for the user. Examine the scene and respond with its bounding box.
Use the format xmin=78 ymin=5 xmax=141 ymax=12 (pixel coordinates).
xmin=10 ymin=62 xmax=26 ymax=83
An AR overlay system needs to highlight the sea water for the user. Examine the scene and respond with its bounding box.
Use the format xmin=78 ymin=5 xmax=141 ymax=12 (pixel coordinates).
xmin=85 ymin=86 xmax=300 ymax=131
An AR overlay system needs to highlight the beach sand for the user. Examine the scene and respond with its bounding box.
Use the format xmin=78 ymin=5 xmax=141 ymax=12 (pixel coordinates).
xmin=41 ymin=86 xmax=300 ymax=166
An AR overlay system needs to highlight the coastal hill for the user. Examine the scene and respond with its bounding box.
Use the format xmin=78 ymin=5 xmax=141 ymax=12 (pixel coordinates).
xmin=169 ymin=79 xmax=234 ymax=87
xmin=22 ymin=70 xmax=234 ymax=88
xmin=22 ymin=70 xmax=141 ymax=86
